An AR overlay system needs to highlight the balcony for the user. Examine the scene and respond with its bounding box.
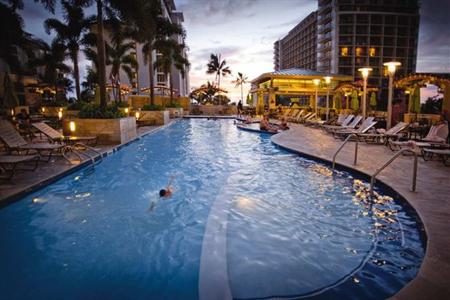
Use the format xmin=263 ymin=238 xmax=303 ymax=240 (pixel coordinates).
xmin=318 ymin=32 xmax=332 ymax=43
xmin=318 ymin=23 xmax=332 ymax=34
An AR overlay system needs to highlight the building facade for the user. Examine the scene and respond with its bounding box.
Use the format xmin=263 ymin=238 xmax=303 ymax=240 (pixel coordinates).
xmin=274 ymin=12 xmax=317 ymax=71
xmin=102 ymin=0 xmax=190 ymax=98
xmin=275 ymin=0 xmax=420 ymax=104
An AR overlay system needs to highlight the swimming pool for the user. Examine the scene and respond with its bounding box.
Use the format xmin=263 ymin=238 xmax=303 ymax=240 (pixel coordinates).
xmin=0 ymin=119 xmax=425 ymax=299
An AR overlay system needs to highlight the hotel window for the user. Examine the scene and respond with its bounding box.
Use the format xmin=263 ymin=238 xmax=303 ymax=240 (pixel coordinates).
xmin=355 ymin=47 xmax=363 ymax=57
xmin=341 ymin=47 xmax=349 ymax=56
xmin=157 ymin=74 xmax=166 ymax=84
xmin=369 ymin=47 xmax=376 ymax=57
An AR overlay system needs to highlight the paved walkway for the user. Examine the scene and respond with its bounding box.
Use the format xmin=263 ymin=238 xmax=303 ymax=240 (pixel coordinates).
xmin=272 ymin=124 xmax=450 ymax=300
xmin=0 ymin=125 xmax=160 ymax=204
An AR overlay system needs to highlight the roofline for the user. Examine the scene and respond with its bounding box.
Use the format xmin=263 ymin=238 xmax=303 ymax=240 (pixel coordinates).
xmin=251 ymin=71 xmax=353 ymax=84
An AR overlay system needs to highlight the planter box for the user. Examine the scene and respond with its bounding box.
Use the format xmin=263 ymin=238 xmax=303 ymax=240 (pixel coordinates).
xmin=166 ymin=108 xmax=183 ymax=118
xmin=63 ymin=117 xmax=137 ymax=144
xmin=138 ymin=110 xmax=169 ymax=125
xmin=194 ymin=105 xmax=237 ymax=116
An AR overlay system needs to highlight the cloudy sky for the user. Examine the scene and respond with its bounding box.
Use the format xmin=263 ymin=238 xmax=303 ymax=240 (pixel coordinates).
xmin=20 ymin=0 xmax=450 ymax=101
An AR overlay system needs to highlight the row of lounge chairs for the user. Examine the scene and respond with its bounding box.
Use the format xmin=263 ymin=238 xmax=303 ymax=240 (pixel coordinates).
xmin=0 ymin=120 xmax=97 ymax=179
xmin=285 ymin=110 xmax=450 ymax=166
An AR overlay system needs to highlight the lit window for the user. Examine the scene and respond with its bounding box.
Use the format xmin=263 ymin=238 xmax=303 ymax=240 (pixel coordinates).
xmin=369 ymin=47 xmax=376 ymax=57
xmin=356 ymin=47 xmax=362 ymax=57
xmin=341 ymin=47 xmax=349 ymax=56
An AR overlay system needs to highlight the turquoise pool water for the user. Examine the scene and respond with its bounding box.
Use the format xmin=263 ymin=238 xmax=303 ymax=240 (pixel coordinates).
xmin=0 ymin=119 xmax=425 ymax=299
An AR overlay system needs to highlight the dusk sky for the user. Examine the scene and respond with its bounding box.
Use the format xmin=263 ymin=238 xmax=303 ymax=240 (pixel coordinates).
xmin=20 ymin=0 xmax=450 ymax=101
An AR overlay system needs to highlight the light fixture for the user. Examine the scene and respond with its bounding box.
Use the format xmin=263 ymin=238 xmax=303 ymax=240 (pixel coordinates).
xmin=58 ymin=110 xmax=63 ymax=120
xmin=69 ymin=121 xmax=76 ymax=132
xmin=383 ymin=61 xmax=401 ymax=75
xmin=324 ymin=76 xmax=332 ymax=121
xmin=42 ymin=107 xmax=46 ymax=113
xmin=312 ymin=79 xmax=321 ymax=86
xmin=124 ymin=107 xmax=129 ymax=114
xmin=324 ymin=76 xmax=332 ymax=84
xmin=10 ymin=109 xmax=14 ymax=116
xmin=358 ymin=67 xmax=372 ymax=79
xmin=135 ymin=112 xmax=140 ymax=119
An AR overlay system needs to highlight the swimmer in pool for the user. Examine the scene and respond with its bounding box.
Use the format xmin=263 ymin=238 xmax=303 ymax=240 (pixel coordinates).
xmin=148 ymin=175 xmax=175 ymax=212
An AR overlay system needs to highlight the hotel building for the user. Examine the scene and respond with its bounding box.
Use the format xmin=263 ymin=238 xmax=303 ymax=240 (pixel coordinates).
xmin=275 ymin=0 xmax=420 ymax=101
xmin=274 ymin=12 xmax=317 ymax=71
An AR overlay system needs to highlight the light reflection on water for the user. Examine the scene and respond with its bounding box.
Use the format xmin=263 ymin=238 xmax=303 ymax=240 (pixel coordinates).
xmin=0 ymin=119 xmax=425 ymax=300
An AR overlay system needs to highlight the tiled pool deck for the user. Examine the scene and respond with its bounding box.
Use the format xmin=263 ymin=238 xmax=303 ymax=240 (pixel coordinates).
xmin=272 ymin=124 xmax=450 ymax=300
xmin=1 ymin=119 xmax=449 ymax=299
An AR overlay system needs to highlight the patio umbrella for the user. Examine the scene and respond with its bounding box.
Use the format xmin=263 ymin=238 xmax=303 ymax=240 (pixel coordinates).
xmin=2 ymin=73 xmax=19 ymax=109
xmin=351 ymin=90 xmax=359 ymax=111
xmin=369 ymin=92 xmax=377 ymax=109
xmin=333 ymin=91 xmax=342 ymax=109
xmin=409 ymin=86 xmax=421 ymax=113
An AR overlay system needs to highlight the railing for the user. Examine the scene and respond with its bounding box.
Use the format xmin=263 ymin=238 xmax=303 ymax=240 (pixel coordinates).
xmin=370 ymin=149 xmax=418 ymax=196
xmin=332 ymin=134 xmax=358 ymax=170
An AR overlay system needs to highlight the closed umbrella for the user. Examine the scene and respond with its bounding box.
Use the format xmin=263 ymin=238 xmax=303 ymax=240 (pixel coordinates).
xmin=351 ymin=90 xmax=359 ymax=111
xmin=409 ymin=86 xmax=421 ymax=113
xmin=333 ymin=91 xmax=342 ymax=109
xmin=370 ymin=92 xmax=377 ymax=109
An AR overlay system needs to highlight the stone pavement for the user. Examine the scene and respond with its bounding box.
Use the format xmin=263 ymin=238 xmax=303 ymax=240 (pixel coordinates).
xmin=0 ymin=125 xmax=160 ymax=204
xmin=272 ymin=123 xmax=450 ymax=300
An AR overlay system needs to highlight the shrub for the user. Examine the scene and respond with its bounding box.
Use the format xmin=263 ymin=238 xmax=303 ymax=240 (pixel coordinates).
xmin=142 ymin=104 xmax=164 ymax=111
xmin=116 ymin=101 xmax=130 ymax=108
xmin=78 ymin=104 xmax=125 ymax=119
xmin=67 ymin=101 xmax=87 ymax=110
xmin=165 ymin=102 xmax=182 ymax=108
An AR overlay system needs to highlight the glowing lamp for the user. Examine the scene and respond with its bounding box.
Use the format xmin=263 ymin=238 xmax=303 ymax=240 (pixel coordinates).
xmin=69 ymin=121 xmax=76 ymax=132
xmin=135 ymin=112 xmax=140 ymax=119
xmin=324 ymin=76 xmax=332 ymax=84
xmin=358 ymin=67 xmax=372 ymax=79
xmin=42 ymin=107 xmax=46 ymax=113
xmin=124 ymin=108 xmax=129 ymax=114
xmin=11 ymin=109 xmax=14 ymax=116
xmin=383 ymin=61 xmax=401 ymax=75
xmin=59 ymin=107 xmax=63 ymax=112
xmin=312 ymin=79 xmax=321 ymax=86
xmin=58 ymin=110 xmax=63 ymax=120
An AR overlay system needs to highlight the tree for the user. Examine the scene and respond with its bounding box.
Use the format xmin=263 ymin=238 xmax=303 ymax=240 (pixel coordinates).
xmin=206 ymin=53 xmax=231 ymax=104
xmin=105 ymin=19 xmax=137 ymax=102
xmin=233 ymin=72 xmax=248 ymax=104
xmin=29 ymin=40 xmax=71 ymax=101
xmin=154 ymin=39 xmax=189 ymax=103
xmin=127 ymin=0 xmax=184 ymax=105
xmin=44 ymin=0 xmax=91 ymax=101
xmin=0 ymin=2 xmax=25 ymax=72
xmin=190 ymin=81 xmax=227 ymax=105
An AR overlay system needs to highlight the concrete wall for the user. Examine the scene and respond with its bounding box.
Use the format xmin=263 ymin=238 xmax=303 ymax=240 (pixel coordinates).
xmin=63 ymin=117 xmax=137 ymax=144
xmin=138 ymin=111 xmax=169 ymax=125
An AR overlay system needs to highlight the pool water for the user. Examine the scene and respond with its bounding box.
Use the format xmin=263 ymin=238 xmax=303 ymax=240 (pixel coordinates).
xmin=0 ymin=119 xmax=425 ymax=300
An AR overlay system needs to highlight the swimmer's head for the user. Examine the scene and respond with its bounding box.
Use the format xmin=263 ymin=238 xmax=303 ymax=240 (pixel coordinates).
xmin=159 ymin=189 xmax=167 ymax=197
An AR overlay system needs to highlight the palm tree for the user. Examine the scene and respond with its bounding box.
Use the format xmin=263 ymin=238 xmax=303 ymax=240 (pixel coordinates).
xmin=105 ymin=21 xmax=137 ymax=103
xmin=233 ymin=72 xmax=248 ymax=104
xmin=44 ymin=0 xmax=91 ymax=101
xmin=124 ymin=0 xmax=183 ymax=105
xmin=0 ymin=1 xmax=26 ymax=72
xmin=206 ymin=53 xmax=231 ymax=104
xmin=30 ymin=41 xmax=71 ymax=101
xmin=154 ymin=39 xmax=189 ymax=103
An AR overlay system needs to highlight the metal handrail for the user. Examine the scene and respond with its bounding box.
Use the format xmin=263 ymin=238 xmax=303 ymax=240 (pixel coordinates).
xmin=73 ymin=143 xmax=103 ymax=165
xmin=370 ymin=149 xmax=418 ymax=196
xmin=332 ymin=133 xmax=358 ymax=170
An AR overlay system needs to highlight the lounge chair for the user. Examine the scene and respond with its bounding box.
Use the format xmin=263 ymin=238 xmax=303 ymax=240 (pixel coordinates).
xmin=423 ymin=148 xmax=450 ymax=166
xmin=286 ymin=109 xmax=302 ymax=122
xmin=333 ymin=117 xmax=377 ymax=139
xmin=32 ymin=122 xmax=97 ymax=145
xmin=0 ymin=120 xmax=63 ymax=162
xmin=298 ymin=112 xmax=316 ymax=124
xmin=357 ymin=122 xmax=409 ymax=144
xmin=0 ymin=154 xmax=39 ymax=179
xmin=322 ymin=114 xmax=354 ymax=131
xmin=327 ymin=115 xmax=363 ymax=134
xmin=388 ymin=123 xmax=449 ymax=152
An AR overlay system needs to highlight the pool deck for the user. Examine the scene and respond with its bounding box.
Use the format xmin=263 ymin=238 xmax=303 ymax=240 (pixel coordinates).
xmin=271 ymin=123 xmax=450 ymax=300
xmin=0 ymin=125 xmax=162 ymax=205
